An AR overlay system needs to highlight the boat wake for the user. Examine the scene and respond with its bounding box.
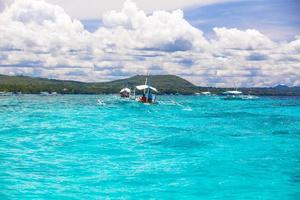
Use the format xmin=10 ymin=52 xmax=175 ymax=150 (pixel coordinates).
xmin=97 ymin=99 xmax=106 ymax=106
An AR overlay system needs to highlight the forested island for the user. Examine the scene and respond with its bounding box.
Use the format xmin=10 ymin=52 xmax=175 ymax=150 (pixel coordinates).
xmin=0 ymin=74 xmax=299 ymax=96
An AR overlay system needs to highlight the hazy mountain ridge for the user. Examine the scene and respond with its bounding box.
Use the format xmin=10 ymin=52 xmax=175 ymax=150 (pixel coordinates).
xmin=0 ymin=74 xmax=299 ymax=96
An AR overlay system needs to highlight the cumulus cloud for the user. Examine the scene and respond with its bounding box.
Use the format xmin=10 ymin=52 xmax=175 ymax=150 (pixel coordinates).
xmin=212 ymin=27 xmax=276 ymax=50
xmin=0 ymin=0 xmax=90 ymax=52
xmin=45 ymin=0 xmax=235 ymax=19
xmin=97 ymin=0 xmax=208 ymax=51
xmin=0 ymin=0 xmax=299 ymax=86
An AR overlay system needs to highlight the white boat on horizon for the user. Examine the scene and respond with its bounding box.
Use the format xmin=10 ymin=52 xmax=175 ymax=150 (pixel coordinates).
xmin=40 ymin=91 xmax=58 ymax=96
xmin=194 ymin=91 xmax=212 ymax=96
xmin=222 ymin=90 xmax=243 ymax=100
xmin=222 ymin=90 xmax=258 ymax=100
xmin=201 ymin=91 xmax=212 ymax=96
xmin=0 ymin=92 xmax=13 ymax=96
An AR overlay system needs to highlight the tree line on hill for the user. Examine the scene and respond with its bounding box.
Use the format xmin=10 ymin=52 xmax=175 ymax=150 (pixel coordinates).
xmin=0 ymin=74 xmax=299 ymax=96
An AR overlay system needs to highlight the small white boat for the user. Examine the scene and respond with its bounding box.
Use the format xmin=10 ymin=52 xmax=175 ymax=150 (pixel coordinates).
xmin=240 ymin=95 xmax=259 ymax=100
xmin=222 ymin=90 xmax=243 ymax=100
xmin=40 ymin=92 xmax=50 ymax=96
xmin=223 ymin=90 xmax=258 ymax=100
xmin=40 ymin=91 xmax=58 ymax=96
xmin=0 ymin=92 xmax=13 ymax=96
xmin=201 ymin=91 xmax=211 ymax=96
xmin=223 ymin=90 xmax=243 ymax=95
xmin=120 ymin=88 xmax=131 ymax=98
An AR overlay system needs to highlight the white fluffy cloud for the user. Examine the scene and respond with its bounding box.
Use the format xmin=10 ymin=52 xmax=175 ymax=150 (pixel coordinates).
xmin=0 ymin=0 xmax=299 ymax=87
xmin=45 ymin=0 xmax=235 ymax=19
xmin=0 ymin=0 xmax=90 ymax=51
xmin=212 ymin=28 xmax=276 ymax=50
xmin=97 ymin=0 xmax=209 ymax=51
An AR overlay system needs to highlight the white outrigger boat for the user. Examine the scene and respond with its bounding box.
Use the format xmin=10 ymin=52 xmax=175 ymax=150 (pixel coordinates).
xmin=222 ymin=90 xmax=243 ymax=100
xmin=0 ymin=92 xmax=13 ymax=96
xmin=195 ymin=91 xmax=212 ymax=96
xmin=134 ymin=76 xmax=158 ymax=104
xmin=201 ymin=91 xmax=212 ymax=96
xmin=119 ymin=87 xmax=131 ymax=98
xmin=39 ymin=91 xmax=58 ymax=96
xmin=222 ymin=90 xmax=258 ymax=100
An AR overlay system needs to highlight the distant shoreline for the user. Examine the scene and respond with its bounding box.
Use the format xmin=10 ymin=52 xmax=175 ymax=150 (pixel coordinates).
xmin=1 ymin=74 xmax=299 ymax=96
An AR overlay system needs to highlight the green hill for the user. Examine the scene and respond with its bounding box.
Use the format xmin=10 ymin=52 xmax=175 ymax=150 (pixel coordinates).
xmin=97 ymin=75 xmax=197 ymax=94
xmin=0 ymin=74 xmax=299 ymax=96
xmin=0 ymin=74 xmax=197 ymax=94
xmin=0 ymin=74 xmax=88 ymax=94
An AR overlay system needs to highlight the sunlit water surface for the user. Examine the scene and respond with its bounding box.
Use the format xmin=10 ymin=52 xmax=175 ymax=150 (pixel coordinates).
xmin=0 ymin=95 xmax=300 ymax=199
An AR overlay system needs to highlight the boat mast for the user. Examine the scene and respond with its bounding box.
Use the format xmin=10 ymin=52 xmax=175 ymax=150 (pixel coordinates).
xmin=147 ymin=75 xmax=150 ymax=98
xmin=144 ymin=74 xmax=148 ymax=95
xmin=233 ymin=82 xmax=238 ymax=92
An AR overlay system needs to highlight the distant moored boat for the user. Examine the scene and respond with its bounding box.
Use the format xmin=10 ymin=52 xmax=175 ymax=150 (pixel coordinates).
xmin=222 ymin=90 xmax=258 ymax=100
xmin=201 ymin=91 xmax=211 ymax=96
xmin=120 ymin=88 xmax=131 ymax=98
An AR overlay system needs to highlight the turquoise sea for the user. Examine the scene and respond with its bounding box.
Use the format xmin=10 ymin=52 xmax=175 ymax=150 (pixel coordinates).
xmin=0 ymin=95 xmax=300 ymax=199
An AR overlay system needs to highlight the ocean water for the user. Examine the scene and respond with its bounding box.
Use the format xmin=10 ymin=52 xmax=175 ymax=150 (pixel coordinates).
xmin=0 ymin=95 xmax=300 ymax=199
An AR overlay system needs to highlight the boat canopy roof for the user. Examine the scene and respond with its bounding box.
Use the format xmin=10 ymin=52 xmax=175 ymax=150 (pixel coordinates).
xmin=223 ymin=90 xmax=242 ymax=95
xmin=120 ymin=88 xmax=131 ymax=93
xmin=135 ymin=85 xmax=158 ymax=92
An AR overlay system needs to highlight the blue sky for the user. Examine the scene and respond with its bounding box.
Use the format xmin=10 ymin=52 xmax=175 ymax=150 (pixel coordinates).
xmin=184 ymin=0 xmax=300 ymax=41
